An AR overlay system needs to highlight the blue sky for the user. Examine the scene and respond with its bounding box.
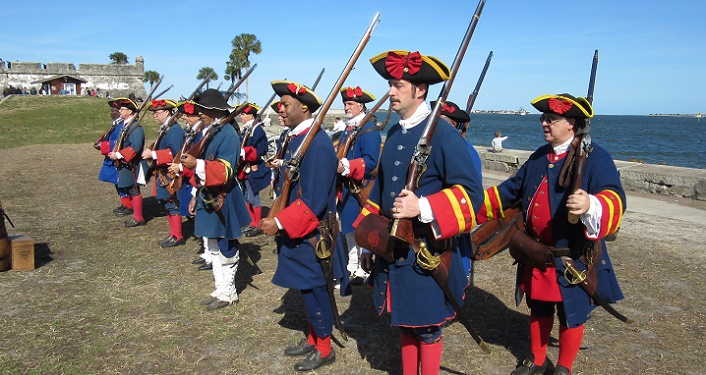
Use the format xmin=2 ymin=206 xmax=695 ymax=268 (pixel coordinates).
xmin=2 ymin=0 xmax=704 ymax=115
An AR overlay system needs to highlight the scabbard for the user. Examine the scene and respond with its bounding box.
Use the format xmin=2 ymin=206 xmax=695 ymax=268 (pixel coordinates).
xmin=560 ymin=257 xmax=634 ymax=324
xmin=315 ymin=212 xmax=348 ymax=341
xmin=430 ymin=255 xmax=491 ymax=354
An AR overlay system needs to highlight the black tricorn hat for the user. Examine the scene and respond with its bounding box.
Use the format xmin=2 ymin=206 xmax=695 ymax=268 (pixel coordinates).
xmin=240 ymin=103 xmax=260 ymax=116
xmin=147 ymin=99 xmax=177 ymax=111
xmin=271 ymin=80 xmax=322 ymax=112
xmin=193 ymin=88 xmax=231 ymax=112
xmin=270 ymin=101 xmax=281 ymax=112
xmin=176 ymin=100 xmax=200 ymax=115
xmin=431 ymin=100 xmax=470 ymax=123
xmin=370 ymin=50 xmax=450 ymax=85
xmin=531 ymin=93 xmax=594 ymax=119
xmin=339 ymin=86 xmax=375 ymax=104
xmin=111 ymin=98 xmax=138 ymax=111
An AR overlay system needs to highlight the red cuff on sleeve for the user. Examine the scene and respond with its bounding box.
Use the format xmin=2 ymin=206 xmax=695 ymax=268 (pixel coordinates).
xmin=203 ymin=160 xmax=231 ymax=187
xmin=154 ymin=149 xmax=174 ymax=166
xmin=100 ymin=141 xmax=111 ymax=156
xmin=182 ymin=167 xmax=194 ymax=178
xmin=243 ymin=146 xmax=258 ymax=162
xmin=352 ymin=200 xmax=380 ymax=228
xmin=593 ymin=189 xmax=624 ymax=238
xmin=347 ymin=158 xmax=367 ymax=182
xmin=276 ymin=198 xmax=320 ymax=239
xmin=426 ymin=185 xmax=475 ymax=239
xmin=120 ymin=147 xmax=137 ymax=162
xmin=477 ymin=187 xmax=503 ymax=224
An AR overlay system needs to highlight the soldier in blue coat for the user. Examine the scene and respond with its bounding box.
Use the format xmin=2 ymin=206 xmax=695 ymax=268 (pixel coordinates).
xmin=431 ymin=100 xmax=482 ymax=283
xmin=141 ymin=99 xmax=189 ymax=247
xmin=108 ymin=98 xmax=148 ymax=228
xmin=259 ymin=80 xmax=339 ymax=372
xmin=476 ymin=93 xmax=625 ymax=375
xmin=237 ymin=103 xmax=271 ymax=238
xmin=355 ymin=51 xmax=484 ymax=374
xmin=97 ymin=101 xmax=130 ymax=216
xmin=180 ymin=89 xmax=252 ymax=311
xmin=335 ymin=86 xmax=381 ymax=291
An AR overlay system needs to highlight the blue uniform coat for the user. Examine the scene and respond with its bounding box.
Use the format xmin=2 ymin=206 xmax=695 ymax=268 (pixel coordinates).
xmin=493 ymin=142 xmax=625 ymax=327
xmin=271 ymin=129 xmax=340 ymax=291
xmin=98 ymin=121 xmax=123 ymax=184
xmin=241 ymin=124 xmax=271 ymax=193
xmin=367 ymin=118 xmax=484 ymax=327
xmin=193 ymin=124 xmax=251 ymax=245
xmin=116 ymin=121 xmax=146 ymax=189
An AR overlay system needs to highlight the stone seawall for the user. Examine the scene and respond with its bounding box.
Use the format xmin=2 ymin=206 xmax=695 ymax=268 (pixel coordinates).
xmin=477 ymin=146 xmax=706 ymax=201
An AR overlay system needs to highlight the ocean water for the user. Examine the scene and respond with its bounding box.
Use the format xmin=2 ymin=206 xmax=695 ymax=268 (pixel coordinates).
xmin=370 ymin=112 xmax=706 ymax=169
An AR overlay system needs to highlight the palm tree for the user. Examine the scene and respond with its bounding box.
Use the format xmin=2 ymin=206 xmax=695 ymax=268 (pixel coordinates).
xmin=109 ymin=52 xmax=129 ymax=64
xmin=197 ymin=67 xmax=218 ymax=90
xmin=228 ymin=33 xmax=261 ymax=100
xmin=142 ymin=70 xmax=160 ymax=91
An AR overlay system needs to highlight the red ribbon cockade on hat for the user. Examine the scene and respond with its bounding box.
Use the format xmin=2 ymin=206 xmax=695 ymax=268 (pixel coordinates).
xmin=276 ymin=102 xmax=282 ymax=110
xmin=385 ymin=51 xmax=422 ymax=79
xmin=243 ymin=105 xmax=254 ymax=114
xmin=183 ymin=102 xmax=195 ymax=114
xmin=151 ymin=99 xmax=167 ymax=108
xmin=548 ymin=98 xmax=573 ymax=114
xmin=120 ymin=100 xmax=132 ymax=107
xmin=442 ymin=103 xmax=456 ymax=114
xmin=346 ymin=86 xmax=363 ymax=99
xmin=287 ymin=83 xmax=307 ymax=96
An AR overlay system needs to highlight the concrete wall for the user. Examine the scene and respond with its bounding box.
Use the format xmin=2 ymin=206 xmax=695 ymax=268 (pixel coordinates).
xmin=1 ymin=56 xmax=147 ymax=98
xmin=474 ymin=146 xmax=706 ymax=201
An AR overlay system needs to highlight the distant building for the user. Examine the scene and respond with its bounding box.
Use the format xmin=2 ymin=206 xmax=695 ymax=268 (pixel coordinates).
xmin=0 ymin=56 xmax=147 ymax=98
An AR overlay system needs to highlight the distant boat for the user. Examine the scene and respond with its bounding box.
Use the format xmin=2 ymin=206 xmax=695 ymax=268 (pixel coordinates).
xmin=516 ymin=107 xmax=528 ymax=116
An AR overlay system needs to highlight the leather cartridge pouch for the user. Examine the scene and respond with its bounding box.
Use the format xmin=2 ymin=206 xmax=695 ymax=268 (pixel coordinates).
xmin=508 ymin=229 xmax=567 ymax=272
xmin=355 ymin=214 xmax=395 ymax=263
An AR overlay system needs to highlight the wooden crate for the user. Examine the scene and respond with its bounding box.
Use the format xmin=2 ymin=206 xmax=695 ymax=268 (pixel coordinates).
xmin=0 ymin=237 xmax=9 ymax=271
xmin=10 ymin=235 xmax=34 ymax=271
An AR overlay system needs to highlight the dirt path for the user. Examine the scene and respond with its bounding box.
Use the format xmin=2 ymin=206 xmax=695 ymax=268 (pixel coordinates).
xmin=0 ymin=144 xmax=704 ymax=374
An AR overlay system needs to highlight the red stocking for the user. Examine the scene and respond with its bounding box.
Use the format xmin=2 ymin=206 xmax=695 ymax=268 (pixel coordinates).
xmin=170 ymin=214 xmax=183 ymax=240
xmin=419 ymin=339 xmax=443 ymax=375
xmin=529 ymin=315 xmax=553 ymax=366
xmin=557 ymin=324 xmax=584 ymax=372
xmin=315 ymin=335 xmax=331 ymax=358
xmin=400 ymin=333 xmax=420 ymax=375
xmin=131 ymin=195 xmax=144 ymax=222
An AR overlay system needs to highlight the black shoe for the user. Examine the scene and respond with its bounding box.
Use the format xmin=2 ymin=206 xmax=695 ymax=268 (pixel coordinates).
xmin=192 ymin=257 xmax=206 ymax=265
xmin=124 ymin=218 xmax=146 ymax=227
xmin=245 ymin=228 xmax=262 ymax=238
xmin=207 ymin=299 xmax=236 ymax=311
xmin=158 ymin=235 xmax=173 ymax=246
xmin=200 ymin=296 xmax=217 ymax=305
xmin=554 ymin=365 xmax=570 ymax=375
xmin=114 ymin=206 xmax=134 ymax=217
xmin=512 ymin=355 xmax=548 ymax=375
xmin=198 ymin=263 xmax=212 ymax=271
xmin=161 ymin=236 xmax=186 ymax=248
xmin=284 ymin=338 xmax=316 ymax=356
xmin=294 ymin=348 xmax=335 ymax=371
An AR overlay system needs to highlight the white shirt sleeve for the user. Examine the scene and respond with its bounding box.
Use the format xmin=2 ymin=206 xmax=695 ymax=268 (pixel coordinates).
xmin=581 ymin=194 xmax=603 ymax=239
xmin=195 ymin=159 xmax=206 ymax=182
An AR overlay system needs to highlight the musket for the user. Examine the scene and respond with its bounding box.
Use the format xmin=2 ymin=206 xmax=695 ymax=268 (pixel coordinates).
xmin=335 ymin=93 xmax=390 ymax=206
xmin=268 ymin=12 xmax=380 ymax=219
xmin=266 ymin=13 xmax=380 ymax=343
xmin=567 ymin=49 xmax=598 ymax=224
xmin=311 ymin=68 xmax=325 ymax=91
xmin=186 ymin=103 xmax=250 ymax=159
xmin=113 ymin=76 xmax=166 ymax=156
xmin=148 ymin=75 xmax=215 ymax=184
xmin=93 ymin=118 xmax=121 ymax=150
xmin=236 ymin=92 xmax=278 ymax=177
xmin=224 ymin=64 xmax=258 ymax=102
xmin=390 ymin=0 xmax=486 ymax=243
xmin=165 ymin=120 xmax=204 ymax=195
xmin=376 ymin=101 xmax=393 ymax=130
xmin=464 ymin=50 xmax=493 ymax=117
xmin=384 ymin=0 xmax=491 ymax=353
